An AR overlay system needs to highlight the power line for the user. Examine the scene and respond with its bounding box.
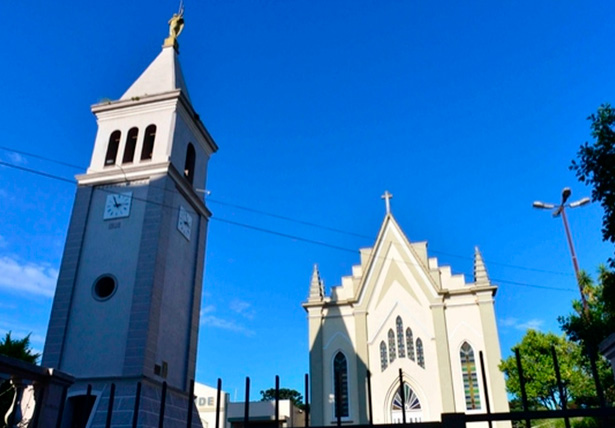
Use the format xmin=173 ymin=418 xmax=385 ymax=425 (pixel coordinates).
xmin=0 ymin=146 xmax=576 ymax=276
xmin=0 ymin=156 xmax=579 ymax=287
xmin=207 ymin=198 xmax=371 ymax=239
xmin=0 ymin=145 xmax=84 ymax=171
xmin=0 ymin=161 xmax=75 ymax=184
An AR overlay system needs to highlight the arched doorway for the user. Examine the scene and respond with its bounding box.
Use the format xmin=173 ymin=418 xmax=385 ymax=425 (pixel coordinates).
xmin=390 ymin=382 xmax=422 ymax=423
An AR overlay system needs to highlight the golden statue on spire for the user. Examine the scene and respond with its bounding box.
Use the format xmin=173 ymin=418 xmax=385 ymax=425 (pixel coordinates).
xmin=164 ymin=2 xmax=185 ymax=49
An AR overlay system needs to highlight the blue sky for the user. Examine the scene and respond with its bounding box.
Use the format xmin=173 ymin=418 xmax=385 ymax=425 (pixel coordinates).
xmin=1 ymin=1 xmax=614 ymax=401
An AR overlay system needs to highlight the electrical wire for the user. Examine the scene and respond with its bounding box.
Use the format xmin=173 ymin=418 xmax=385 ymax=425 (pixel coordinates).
xmin=0 ymin=146 xmax=576 ymax=277
xmin=0 ymin=156 xmax=580 ymax=291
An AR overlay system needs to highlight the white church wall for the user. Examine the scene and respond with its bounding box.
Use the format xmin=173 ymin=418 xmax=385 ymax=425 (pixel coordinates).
xmin=365 ymin=276 xmax=443 ymax=423
xmin=445 ymin=300 xmax=488 ymax=414
xmin=320 ymin=308 xmax=359 ymax=424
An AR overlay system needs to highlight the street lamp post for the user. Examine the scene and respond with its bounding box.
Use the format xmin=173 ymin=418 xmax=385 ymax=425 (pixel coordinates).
xmin=533 ymin=187 xmax=606 ymax=408
xmin=533 ymin=187 xmax=590 ymax=313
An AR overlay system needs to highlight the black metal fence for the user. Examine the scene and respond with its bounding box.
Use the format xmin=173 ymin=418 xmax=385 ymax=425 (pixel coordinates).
xmin=2 ymin=347 xmax=614 ymax=427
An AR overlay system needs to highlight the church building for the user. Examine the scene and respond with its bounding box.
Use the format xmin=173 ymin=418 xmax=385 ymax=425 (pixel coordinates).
xmin=42 ymin=12 xmax=216 ymax=427
xmin=303 ymin=194 xmax=510 ymax=426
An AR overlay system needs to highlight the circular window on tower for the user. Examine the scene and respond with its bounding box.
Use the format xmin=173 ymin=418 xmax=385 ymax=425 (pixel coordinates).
xmin=92 ymin=275 xmax=118 ymax=301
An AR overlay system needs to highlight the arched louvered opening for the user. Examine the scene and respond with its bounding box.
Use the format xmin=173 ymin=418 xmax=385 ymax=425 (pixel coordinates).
xmin=141 ymin=124 xmax=156 ymax=160
xmin=104 ymin=130 xmax=121 ymax=166
xmin=122 ymin=127 xmax=139 ymax=164
xmin=184 ymin=143 xmax=196 ymax=185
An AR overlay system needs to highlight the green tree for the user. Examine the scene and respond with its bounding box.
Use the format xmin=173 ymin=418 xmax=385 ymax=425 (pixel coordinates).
xmin=260 ymin=388 xmax=305 ymax=410
xmin=558 ymin=269 xmax=615 ymax=406
xmin=0 ymin=332 xmax=41 ymax=426
xmin=571 ymin=103 xmax=615 ymax=316
xmin=500 ymin=330 xmax=594 ymax=410
xmin=0 ymin=332 xmax=40 ymax=363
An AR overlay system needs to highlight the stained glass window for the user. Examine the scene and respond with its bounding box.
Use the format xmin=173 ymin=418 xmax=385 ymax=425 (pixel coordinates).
xmin=390 ymin=382 xmax=422 ymax=423
xmin=391 ymin=383 xmax=421 ymax=412
xmin=396 ymin=316 xmax=405 ymax=358
xmin=333 ymin=352 xmax=349 ymax=418
xmin=406 ymin=328 xmax=415 ymax=361
xmin=416 ymin=338 xmax=424 ymax=368
xmin=380 ymin=341 xmax=388 ymax=372
xmin=460 ymin=342 xmax=481 ymax=410
xmin=388 ymin=329 xmax=396 ymax=363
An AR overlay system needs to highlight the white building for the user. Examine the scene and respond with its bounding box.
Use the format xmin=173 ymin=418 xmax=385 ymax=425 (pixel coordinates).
xmin=195 ymin=382 xmax=230 ymax=428
xmin=304 ymin=203 xmax=510 ymax=426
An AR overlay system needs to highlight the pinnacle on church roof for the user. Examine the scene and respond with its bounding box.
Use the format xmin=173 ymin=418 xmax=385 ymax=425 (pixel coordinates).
xmin=120 ymin=10 xmax=191 ymax=102
xmin=308 ymin=264 xmax=324 ymax=301
xmin=473 ymin=246 xmax=490 ymax=286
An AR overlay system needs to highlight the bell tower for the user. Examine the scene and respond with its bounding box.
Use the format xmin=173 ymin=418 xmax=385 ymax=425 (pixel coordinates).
xmin=43 ymin=11 xmax=217 ymax=427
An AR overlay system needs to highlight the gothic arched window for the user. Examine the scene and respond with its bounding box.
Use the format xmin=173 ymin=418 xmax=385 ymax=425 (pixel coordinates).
xmin=391 ymin=382 xmax=422 ymax=423
xmin=333 ymin=352 xmax=349 ymax=418
xmin=396 ymin=316 xmax=405 ymax=358
xmin=380 ymin=341 xmax=388 ymax=372
xmin=406 ymin=328 xmax=415 ymax=361
xmin=388 ymin=329 xmax=396 ymax=363
xmin=184 ymin=143 xmax=196 ymax=185
xmin=122 ymin=127 xmax=139 ymax=164
xmin=141 ymin=124 xmax=156 ymax=160
xmin=105 ymin=130 xmax=121 ymax=166
xmin=416 ymin=338 xmax=425 ymax=368
xmin=460 ymin=342 xmax=481 ymax=410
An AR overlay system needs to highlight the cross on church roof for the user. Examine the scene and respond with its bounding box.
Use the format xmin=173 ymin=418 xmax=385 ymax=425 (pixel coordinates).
xmin=381 ymin=190 xmax=393 ymax=214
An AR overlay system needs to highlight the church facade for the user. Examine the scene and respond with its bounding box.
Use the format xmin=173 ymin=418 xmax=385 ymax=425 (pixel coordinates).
xmin=304 ymin=204 xmax=509 ymax=426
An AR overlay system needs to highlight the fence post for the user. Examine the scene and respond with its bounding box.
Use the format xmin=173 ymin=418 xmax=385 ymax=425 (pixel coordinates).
xmin=244 ymin=377 xmax=250 ymax=428
xmin=215 ymin=379 xmax=222 ymax=428
xmin=304 ymin=373 xmax=309 ymax=428
xmin=55 ymin=383 xmax=69 ymax=428
xmin=398 ymin=369 xmax=406 ymax=425
xmin=514 ymin=348 xmax=531 ymax=428
xmin=366 ymin=370 xmax=373 ymax=425
xmin=478 ymin=351 xmax=492 ymax=428
xmin=105 ymin=383 xmax=116 ymax=428
xmin=551 ymin=346 xmax=571 ymax=428
xmin=275 ymin=375 xmax=280 ymax=428
xmin=159 ymin=381 xmax=167 ymax=428
xmin=132 ymin=381 xmax=142 ymax=428
xmin=186 ymin=379 xmax=195 ymax=428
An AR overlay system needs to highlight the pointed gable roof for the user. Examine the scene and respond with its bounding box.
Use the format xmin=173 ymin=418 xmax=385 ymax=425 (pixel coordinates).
xmin=120 ymin=46 xmax=191 ymax=102
xmin=353 ymin=213 xmax=442 ymax=308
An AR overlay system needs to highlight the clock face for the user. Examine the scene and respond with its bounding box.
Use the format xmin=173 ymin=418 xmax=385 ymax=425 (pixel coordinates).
xmin=104 ymin=191 xmax=133 ymax=220
xmin=177 ymin=206 xmax=193 ymax=240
